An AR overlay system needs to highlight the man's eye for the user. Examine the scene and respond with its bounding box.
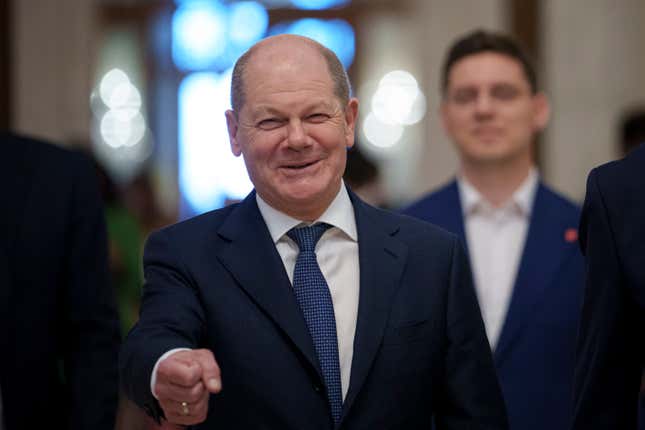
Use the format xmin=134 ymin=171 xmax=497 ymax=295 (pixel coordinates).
xmin=307 ymin=113 xmax=329 ymax=123
xmin=257 ymin=119 xmax=282 ymax=130
xmin=491 ymin=85 xmax=519 ymax=100
xmin=451 ymin=89 xmax=477 ymax=104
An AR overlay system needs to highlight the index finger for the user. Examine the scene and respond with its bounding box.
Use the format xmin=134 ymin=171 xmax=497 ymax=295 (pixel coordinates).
xmin=157 ymin=354 xmax=202 ymax=387
xmin=191 ymin=349 xmax=222 ymax=393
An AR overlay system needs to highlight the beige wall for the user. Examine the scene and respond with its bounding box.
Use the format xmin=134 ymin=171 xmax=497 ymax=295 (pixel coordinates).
xmin=11 ymin=0 xmax=94 ymax=144
xmin=542 ymin=0 xmax=645 ymax=201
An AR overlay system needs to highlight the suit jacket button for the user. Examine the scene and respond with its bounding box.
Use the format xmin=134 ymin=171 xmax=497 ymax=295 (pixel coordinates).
xmin=313 ymin=384 xmax=322 ymax=393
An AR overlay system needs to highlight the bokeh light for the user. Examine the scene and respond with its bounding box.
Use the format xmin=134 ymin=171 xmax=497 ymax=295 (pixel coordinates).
xmin=229 ymin=2 xmax=269 ymax=46
xmin=172 ymin=1 xmax=228 ymax=71
xmin=97 ymin=69 xmax=147 ymax=149
xmin=100 ymin=111 xmax=146 ymax=148
xmin=179 ymin=71 xmax=253 ymax=214
xmin=372 ymin=70 xmax=426 ymax=126
xmin=362 ymin=111 xmax=404 ymax=148
xmin=99 ymin=68 xmax=130 ymax=106
xmin=281 ymin=18 xmax=355 ymax=68
xmin=290 ymin=0 xmax=351 ymax=10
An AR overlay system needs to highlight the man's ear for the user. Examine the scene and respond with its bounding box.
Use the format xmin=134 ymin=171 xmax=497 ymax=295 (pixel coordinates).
xmin=532 ymin=92 xmax=551 ymax=132
xmin=344 ymin=98 xmax=359 ymax=149
xmin=225 ymin=109 xmax=242 ymax=156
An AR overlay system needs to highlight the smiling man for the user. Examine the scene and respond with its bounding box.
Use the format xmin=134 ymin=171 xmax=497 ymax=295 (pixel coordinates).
xmin=120 ymin=34 xmax=507 ymax=429
xmin=403 ymin=30 xmax=585 ymax=430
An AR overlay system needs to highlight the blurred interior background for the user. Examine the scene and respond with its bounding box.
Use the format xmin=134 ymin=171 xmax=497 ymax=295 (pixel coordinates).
xmin=3 ymin=3 xmax=644 ymax=426
xmin=3 ymin=0 xmax=645 ymax=218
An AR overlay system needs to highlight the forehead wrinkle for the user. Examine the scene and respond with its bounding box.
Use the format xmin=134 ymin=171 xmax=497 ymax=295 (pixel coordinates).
xmin=249 ymin=95 xmax=338 ymax=117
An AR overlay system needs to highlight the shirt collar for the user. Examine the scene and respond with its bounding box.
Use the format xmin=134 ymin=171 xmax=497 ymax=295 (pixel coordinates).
xmin=256 ymin=181 xmax=358 ymax=244
xmin=457 ymin=167 xmax=539 ymax=217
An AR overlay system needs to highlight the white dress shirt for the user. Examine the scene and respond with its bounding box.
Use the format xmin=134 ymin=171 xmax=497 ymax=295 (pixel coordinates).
xmin=152 ymin=183 xmax=360 ymax=401
xmin=457 ymin=169 xmax=538 ymax=349
xmin=256 ymin=183 xmax=359 ymax=400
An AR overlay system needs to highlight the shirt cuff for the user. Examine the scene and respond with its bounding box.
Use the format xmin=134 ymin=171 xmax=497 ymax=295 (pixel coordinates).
xmin=150 ymin=348 xmax=191 ymax=399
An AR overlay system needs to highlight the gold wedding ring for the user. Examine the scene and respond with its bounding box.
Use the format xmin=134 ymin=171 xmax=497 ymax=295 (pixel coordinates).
xmin=180 ymin=401 xmax=190 ymax=416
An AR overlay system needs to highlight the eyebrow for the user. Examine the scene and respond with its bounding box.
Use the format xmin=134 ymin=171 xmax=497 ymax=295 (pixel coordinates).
xmin=451 ymin=80 xmax=526 ymax=91
xmin=250 ymin=100 xmax=336 ymax=118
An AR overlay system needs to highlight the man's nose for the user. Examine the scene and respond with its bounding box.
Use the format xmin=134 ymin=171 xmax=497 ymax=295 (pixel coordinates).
xmin=473 ymin=94 xmax=495 ymax=117
xmin=287 ymin=119 xmax=310 ymax=149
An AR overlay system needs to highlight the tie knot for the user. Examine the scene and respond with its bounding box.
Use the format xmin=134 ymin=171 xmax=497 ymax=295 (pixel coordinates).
xmin=287 ymin=223 xmax=332 ymax=252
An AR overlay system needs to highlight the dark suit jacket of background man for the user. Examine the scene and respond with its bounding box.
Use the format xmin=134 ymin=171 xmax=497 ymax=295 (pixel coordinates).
xmin=0 ymin=133 xmax=121 ymax=429
xmin=572 ymin=143 xmax=645 ymax=430
xmin=120 ymin=189 xmax=509 ymax=429
xmin=403 ymin=181 xmax=584 ymax=430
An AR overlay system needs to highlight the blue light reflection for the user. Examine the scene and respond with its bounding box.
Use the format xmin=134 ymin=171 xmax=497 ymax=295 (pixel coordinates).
xmin=178 ymin=72 xmax=253 ymax=214
xmin=278 ymin=18 xmax=355 ymax=68
xmin=290 ymin=0 xmax=351 ymax=10
xmin=172 ymin=1 xmax=228 ymax=71
xmin=229 ymin=2 xmax=269 ymax=46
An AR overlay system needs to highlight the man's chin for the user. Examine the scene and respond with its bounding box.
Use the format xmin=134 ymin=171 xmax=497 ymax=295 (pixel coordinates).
xmin=283 ymin=188 xmax=326 ymax=206
xmin=466 ymin=150 xmax=523 ymax=166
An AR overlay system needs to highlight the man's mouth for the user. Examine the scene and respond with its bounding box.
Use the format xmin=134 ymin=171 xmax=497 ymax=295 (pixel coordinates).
xmin=283 ymin=159 xmax=319 ymax=170
xmin=474 ymin=127 xmax=502 ymax=137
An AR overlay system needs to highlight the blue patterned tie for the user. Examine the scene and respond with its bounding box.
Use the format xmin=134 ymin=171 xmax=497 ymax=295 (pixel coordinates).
xmin=287 ymin=223 xmax=343 ymax=425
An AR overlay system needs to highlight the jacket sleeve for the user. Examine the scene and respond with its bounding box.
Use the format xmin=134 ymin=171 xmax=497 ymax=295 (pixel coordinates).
xmin=571 ymin=168 xmax=642 ymax=430
xmin=435 ymin=237 xmax=509 ymax=430
xmin=64 ymin=153 xmax=121 ymax=430
xmin=119 ymin=228 xmax=206 ymax=422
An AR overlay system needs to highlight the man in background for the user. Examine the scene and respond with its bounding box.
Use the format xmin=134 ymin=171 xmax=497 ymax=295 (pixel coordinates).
xmin=403 ymin=30 xmax=584 ymax=430
xmin=0 ymin=132 xmax=121 ymax=429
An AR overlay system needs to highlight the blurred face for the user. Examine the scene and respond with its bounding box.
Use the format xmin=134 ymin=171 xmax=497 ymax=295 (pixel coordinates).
xmin=226 ymin=38 xmax=358 ymax=220
xmin=441 ymin=52 xmax=549 ymax=168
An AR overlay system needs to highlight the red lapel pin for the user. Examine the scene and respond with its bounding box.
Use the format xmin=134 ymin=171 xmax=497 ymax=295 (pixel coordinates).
xmin=564 ymin=228 xmax=578 ymax=243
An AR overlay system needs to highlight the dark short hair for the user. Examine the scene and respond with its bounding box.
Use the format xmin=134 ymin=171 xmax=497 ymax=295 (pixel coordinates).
xmin=441 ymin=29 xmax=538 ymax=94
xmin=230 ymin=36 xmax=351 ymax=114
xmin=620 ymin=109 xmax=645 ymax=155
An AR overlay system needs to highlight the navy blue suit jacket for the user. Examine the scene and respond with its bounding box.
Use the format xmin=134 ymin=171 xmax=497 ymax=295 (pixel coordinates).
xmin=0 ymin=133 xmax=121 ymax=430
xmin=120 ymin=190 xmax=508 ymax=429
xmin=403 ymin=180 xmax=584 ymax=430
xmin=572 ymin=144 xmax=645 ymax=430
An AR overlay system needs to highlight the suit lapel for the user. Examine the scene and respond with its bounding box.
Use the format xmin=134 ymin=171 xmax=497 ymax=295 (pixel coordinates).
xmin=493 ymin=184 xmax=569 ymax=365
xmin=215 ymin=191 xmax=408 ymax=420
xmin=341 ymin=194 xmax=408 ymax=422
xmin=214 ymin=192 xmax=322 ymax=378
xmin=442 ymin=181 xmax=469 ymax=253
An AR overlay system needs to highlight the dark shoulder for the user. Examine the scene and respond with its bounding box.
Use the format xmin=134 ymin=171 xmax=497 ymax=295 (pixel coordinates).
xmin=152 ymin=204 xmax=238 ymax=242
xmin=0 ymin=133 xmax=99 ymax=210
xmin=3 ymin=132 xmax=84 ymax=162
xmin=538 ymin=182 xmax=581 ymax=218
xmin=400 ymin=181 xmax=456 ymax=219
xmin=2 ymin=132 xmax=92 ymax=179
xmin=592 ymin=143 xmax=645 ymax=189
xmin=365 ymin=201 xmax=459 ymax=250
